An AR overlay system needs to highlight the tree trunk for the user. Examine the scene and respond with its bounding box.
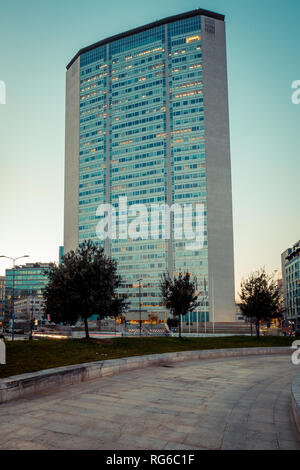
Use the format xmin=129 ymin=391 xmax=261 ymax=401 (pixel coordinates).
xmin=84 ymin=317 xmax=89 ymax=339
xmin=256 ymin=320 xmax=260 ymax=338
xmin=178 ymin=315 xmax=182 ymax=338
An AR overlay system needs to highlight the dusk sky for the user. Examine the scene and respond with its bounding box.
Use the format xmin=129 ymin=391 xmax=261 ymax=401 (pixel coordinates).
xmin=0 ymin=0 xmax=299 ymax=297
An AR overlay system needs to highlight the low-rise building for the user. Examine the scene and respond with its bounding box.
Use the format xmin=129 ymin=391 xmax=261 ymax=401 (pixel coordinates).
xmin=0 ymin=276 xmax=5 ymax=326
xmin=4 ymin=262 xmax=51 ymax=327
xmin=14 ymin=295 xmax=45 ymax=329
xmin=281 ymin=240 xmax=300 ymax=329
xmin=235 ymin=303 xmax=245 ymax=322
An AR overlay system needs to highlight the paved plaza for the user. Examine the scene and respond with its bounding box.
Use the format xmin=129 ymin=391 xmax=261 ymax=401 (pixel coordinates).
xmin=0 ymin=354 xmax=299 ymax=450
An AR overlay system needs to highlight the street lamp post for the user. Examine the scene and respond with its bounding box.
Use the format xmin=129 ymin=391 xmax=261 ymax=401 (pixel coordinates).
xmin=137 ymin=278 xmax=142 ymax=336
xmin=0 ymin=255 xmax=29 ymax=340
xmin=201 ymin=277 xmax=208 ymax=335
xmin=29 ymin=289 xmax=34 ymax=341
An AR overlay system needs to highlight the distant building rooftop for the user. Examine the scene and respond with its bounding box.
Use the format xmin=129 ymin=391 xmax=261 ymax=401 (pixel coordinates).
xmin=8 ymin=263 xmax=51 ymax=270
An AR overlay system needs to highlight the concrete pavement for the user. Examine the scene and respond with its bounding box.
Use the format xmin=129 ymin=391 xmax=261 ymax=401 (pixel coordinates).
xmin=0 ymin=354 xmax=299 ymax=450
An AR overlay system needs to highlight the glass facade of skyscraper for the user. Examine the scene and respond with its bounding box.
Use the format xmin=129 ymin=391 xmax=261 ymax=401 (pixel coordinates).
xmin=77 ymin=15 xmax=209 ymax=321
xmin=65 ymin=9 xmax=235 ymax=324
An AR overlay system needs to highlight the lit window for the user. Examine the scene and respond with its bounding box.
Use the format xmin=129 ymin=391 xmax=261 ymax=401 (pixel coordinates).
xmin=186 ymin=35 xmax=201 ymax=44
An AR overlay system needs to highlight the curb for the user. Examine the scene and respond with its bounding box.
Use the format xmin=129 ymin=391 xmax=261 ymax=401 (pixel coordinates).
xmin=291 ymin=373 xmax=300 ymax=437
xmin=0 ymin=347 xmax=291 ymax=404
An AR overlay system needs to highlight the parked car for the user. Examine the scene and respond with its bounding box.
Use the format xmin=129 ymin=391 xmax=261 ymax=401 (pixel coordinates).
xmin=5 ymin=328 xmax=24 ymax=335
xmin=14 ymin=329 xmax=24 ymax=335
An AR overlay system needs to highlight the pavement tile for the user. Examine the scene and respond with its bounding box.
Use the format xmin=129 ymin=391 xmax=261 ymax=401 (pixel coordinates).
xmin=0 ymin=355 xmax=299 ymax=451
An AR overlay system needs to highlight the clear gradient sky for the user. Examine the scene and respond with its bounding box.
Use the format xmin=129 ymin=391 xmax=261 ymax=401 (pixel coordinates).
xmin=0 ymin=0 xmax=299 ymax=298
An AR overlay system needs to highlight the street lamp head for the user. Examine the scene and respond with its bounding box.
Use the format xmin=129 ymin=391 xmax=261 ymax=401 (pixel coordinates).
xmin=0 ymin=255 xmax=29 ymax=259
xmin=14 ymin=255 xmax=30 ymax=263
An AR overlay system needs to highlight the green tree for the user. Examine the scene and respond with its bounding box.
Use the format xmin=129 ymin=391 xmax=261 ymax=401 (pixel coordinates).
xmin=239 ymin=269 xmax=283 ymax=338
xmin=43 ymin=241 xmax=127 ymax=339
xmin=109 ymin=296 xmax=129 ymax=319
xmin=160 ymin=272 xmax=199 ymax=338
xmin=166 ymin=317 xmax=179 ymax=330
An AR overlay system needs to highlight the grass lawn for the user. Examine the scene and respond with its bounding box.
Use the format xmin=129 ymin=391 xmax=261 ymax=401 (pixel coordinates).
xmin=0 ymin=335 xmax=294 ymax=379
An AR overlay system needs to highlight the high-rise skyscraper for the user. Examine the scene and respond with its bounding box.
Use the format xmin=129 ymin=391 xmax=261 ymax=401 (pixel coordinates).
xmin=64 ymin=8 xmax=235 ymax=323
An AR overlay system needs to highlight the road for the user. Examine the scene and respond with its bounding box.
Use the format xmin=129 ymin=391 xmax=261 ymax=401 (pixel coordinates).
xmin=0 ymin=354 xmax=299 ymax=450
